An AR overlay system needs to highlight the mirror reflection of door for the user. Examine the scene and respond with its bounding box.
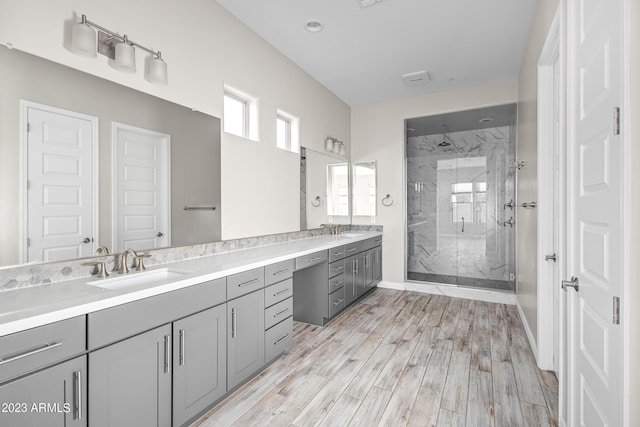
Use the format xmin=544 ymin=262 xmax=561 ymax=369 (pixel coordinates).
xmin=352 ymin=161 xmax=377 ymax=217
xmin=326 ymin=163 xmax=349 ymax=218
xmin=112 ymin=123 xmax=170 ymax=252
xmin=23 ymin=101 xmax=98 ymax=263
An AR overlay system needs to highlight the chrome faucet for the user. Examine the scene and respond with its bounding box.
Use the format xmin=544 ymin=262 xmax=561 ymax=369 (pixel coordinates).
xmin=95 ymin=246 xmax=110 ymax=255
xmin=116 ymin=248 xmax=138 ymax=274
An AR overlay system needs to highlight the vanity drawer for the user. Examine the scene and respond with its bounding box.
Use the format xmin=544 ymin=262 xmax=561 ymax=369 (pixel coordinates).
xmin=0 ymin=316 xmax=85 ymax=384
xmin=265 ymin=259 xmax=294 ymax=286
xmin=265 ymin=316 xmax=293 ymax=362
xmin=328 ymin=260 xmax=345 ymax=278
xmin=369 ymin=236 xmax=383 ymax=248
xmin=265 ymin=278 xmax=293 ymax=308
xmin=344 ymin=240 xmax=367 ymax=256
xmin=329 ymin=245 xmax=345 ymax=261
xmin=328 ymin=273 xmax=345 ymax=294
xmin=328 ymin=287 xmax=346 ymax=318
xmin=295 ymin=250 xmax=328 ymax=270
xmin=88 ymin=278 xmax=226 ymax=350
xmin=227 ymin=267 xmax=265 ymax=300
xmin=264 ymin=297 xmax=293 ymax=330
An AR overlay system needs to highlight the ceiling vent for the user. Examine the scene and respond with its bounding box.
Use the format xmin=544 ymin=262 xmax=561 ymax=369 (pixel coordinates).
xmin=359 ymin=0 xmax=383 ymax=8
xmin=402 ymin=71 xmax=430 ymax=86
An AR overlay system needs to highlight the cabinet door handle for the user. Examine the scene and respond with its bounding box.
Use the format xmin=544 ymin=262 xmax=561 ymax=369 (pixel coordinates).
xmin=231 ymin=308 xmax=236 ymax=338
xmin=0 ymin=341 xmax=62 ymax=365
xmin=273 ymin=334 xmax=290 ymax=345
xmin=238 ymin=278 xmax=259 ymax=287
xmin=164 ymin=335 xmax=171 ymax=374
xmin=274 ymin=288 xmax=289 ymax=297
xmin=354 ymin=259 xmax=359 ymax=274
xmin=273 ymin=268 xmax=290 ymax=276
xmin=74 ymin=370 xmax=82 ymax=420
xmin=273 ymin=308 xmax=289 ymax=318
xmin=179 ymin=329 xmax=185 ymax=366
xmin=333 ymin=299 xmax=344 ymax=306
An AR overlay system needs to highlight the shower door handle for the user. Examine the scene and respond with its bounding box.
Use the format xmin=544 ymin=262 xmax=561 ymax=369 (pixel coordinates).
xmin=461 ymin=217 xmax=465 ymax=233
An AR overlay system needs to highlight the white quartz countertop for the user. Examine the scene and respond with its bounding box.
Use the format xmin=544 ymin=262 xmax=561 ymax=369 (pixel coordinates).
xmin=0 ymin=231 xmax=382 ymax=337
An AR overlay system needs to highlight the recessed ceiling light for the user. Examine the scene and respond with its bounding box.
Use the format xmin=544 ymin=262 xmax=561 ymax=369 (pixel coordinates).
xmin=304 ymin=21 xmax=324 ymax=33
xmin=479 ymin=117 xmax=494 ymax=123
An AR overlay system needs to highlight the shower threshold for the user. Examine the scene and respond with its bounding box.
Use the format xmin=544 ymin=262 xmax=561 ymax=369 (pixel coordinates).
xmin=407 ymin=272 xmax=514 ymax=292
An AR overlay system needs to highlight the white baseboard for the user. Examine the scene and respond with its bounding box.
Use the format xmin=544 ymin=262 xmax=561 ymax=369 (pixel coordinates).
xmin=378 ymin=281 xmax=517 ymax=305
xmin=515 ymin=297 xmax=539 ymax=363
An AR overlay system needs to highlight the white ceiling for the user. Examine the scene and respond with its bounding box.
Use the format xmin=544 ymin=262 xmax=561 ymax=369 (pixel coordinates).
xmin=216 ymin=0 xmax=538 ymax=106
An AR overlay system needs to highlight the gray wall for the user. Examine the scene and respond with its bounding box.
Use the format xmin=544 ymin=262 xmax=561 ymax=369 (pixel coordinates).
xmin=0 ymin=47 xmax=221 ymax=266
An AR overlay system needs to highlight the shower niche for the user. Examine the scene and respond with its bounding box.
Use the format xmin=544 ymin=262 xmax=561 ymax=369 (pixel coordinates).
xmin=405 ymin=104 xmax=516 ymax=291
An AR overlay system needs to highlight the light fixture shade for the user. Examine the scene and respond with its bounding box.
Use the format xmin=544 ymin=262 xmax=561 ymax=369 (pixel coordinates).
xmin=71 ymin=22 xmax=97 ymax=58
xmin=146 ymin=56 xmax=168 ymax=85
xmin=111 ymin=41 xmax=136 ymax=73
xmin=325 ymin=137 xmax=334 ymax=152
xmin=332 ymin=141 xmax=342 ymax=154
xmin=338 ymin=143 xmax=346 ymax=156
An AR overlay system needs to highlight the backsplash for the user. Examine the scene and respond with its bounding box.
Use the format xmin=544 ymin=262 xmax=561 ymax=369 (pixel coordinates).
xmin=0 ymin=225 xmax=382 ymax=292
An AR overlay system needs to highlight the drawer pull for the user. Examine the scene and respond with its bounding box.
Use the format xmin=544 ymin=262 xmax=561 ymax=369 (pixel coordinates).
xmin=332 ymin=280 xmax=344 ymax=287
xmin=273 ymin=268 xmax=290 ymax=276
xmin=74 ymin=370 xmax=82 ymax=420
xmin=306 ymin=257 xmax=322 ymax=262
xmin=273 ymin=288 xmax=289 ymax=297
xmin=374 ymin=239 xmax=382 ymax=243
xmin=238 ymin=278 xmax=259 ymax=287
xmin=347 ymin=248 xmax=357 ymax=252
xmin=0 ymin=341 xmax=62 ymax=365
xmin=333 ymin=299 xmax=344 ymax=306
xmin=332 ymin=266 xmax=343 ymax=271
xmin=333 ymin=252 xmax=344 ymax=257
xmin=273 ymin=334 xmax=290 ymax=345
xmin=273 ymin=308 xmax=290 ymax=318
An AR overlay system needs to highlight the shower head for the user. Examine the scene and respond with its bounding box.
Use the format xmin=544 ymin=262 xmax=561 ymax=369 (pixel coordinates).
xmin=438 ymin=124 xmax=451 ymax=147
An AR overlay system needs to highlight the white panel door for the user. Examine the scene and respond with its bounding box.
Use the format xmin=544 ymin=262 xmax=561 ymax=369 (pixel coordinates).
xmin=25 ymin=103 xmax=97 ymax=263
xmin=113 ymin=123 xmax=170 ymax=252
xmin=567 ymin=0 xmax=623 ymax=425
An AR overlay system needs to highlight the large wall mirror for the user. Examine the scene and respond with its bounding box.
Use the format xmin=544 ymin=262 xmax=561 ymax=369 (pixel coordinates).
xmin=302 ymin=147 xmax=351 ymax=229
xmin=0 ymin=47 xmax=222 ymax=268
xmin=352 ymin=161 xmax=377 ymax=217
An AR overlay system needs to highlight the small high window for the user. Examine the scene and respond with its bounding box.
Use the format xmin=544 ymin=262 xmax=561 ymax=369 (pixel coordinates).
xmin=223 ymin=85 xmax=258 ymax=140
xmin=276 ymin=109 xmax=299 ymax=153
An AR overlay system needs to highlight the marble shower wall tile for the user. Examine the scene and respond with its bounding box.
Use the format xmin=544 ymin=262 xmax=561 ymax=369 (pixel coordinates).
xmin=0 ymin=224 xmax=380 ymax=291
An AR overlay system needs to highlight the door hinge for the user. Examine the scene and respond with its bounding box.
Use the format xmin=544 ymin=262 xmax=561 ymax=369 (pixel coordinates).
xmin=613 ymin=296 xmax=620 ymax=325
xmin=27 ymin=122 xmax=30 ymax=133
xmin=27 ymin=238 xmax=30 ymax=247
xmin=613 ymin=107 xmax=620 ymax=135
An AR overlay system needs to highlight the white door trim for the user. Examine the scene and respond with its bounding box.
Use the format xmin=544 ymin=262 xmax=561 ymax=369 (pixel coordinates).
xmin=536 ymin=5 xmax=564 ymax=372
xmin=111 ymin=122 xmax=171 ymax=252
xmin=20 ymin=100 xmax=99 ymax=263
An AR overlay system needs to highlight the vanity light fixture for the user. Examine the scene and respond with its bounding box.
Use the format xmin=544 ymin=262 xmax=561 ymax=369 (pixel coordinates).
xmin=70 ymin=14 xmax=168 ymax=85
xmin=325 ymin=136 xmax=346 ymax=156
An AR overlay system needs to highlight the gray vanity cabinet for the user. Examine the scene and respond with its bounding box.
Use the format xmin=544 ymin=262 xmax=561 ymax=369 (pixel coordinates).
xmin=0 ymin=356 xmax=87 ymax=427
xmin=89 ymin=324 xmax=172 ymax=427
xmin=372 ymin=245 xmax=383 ymax=284
xmin=173 ymin=304 xmax=227 ymax=427
xmin=227 ymin=290 xmax=265 ymax=390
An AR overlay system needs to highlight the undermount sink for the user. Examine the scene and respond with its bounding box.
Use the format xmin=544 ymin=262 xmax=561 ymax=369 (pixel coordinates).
xmin=340 ymin=232 xmax=365 ymax=238
xmin=87 ymin=268 xmax=192 ymax=290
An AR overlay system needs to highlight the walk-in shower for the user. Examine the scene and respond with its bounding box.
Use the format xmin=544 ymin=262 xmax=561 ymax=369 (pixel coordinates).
xmin=405 ymin=104 xmax=517 ymax=291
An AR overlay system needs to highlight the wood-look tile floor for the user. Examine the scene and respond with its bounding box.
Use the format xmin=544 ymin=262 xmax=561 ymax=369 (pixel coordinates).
xmin=192 ymin=288 xmax=559 ymax=427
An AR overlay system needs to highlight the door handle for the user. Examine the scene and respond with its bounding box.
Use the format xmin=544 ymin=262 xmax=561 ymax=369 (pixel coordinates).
xmin=562 ymin=276 xmax=579 ymax=292
xmin=74 ymin=370 xmax=82 ymax=420
xmin=545 ymin=253 xmax=557 ymax=262
xmin=179 ymin=329 xmax=185 ymax=366
xmin=81 ymin=237 xmax=92 ymax=244
xmin=156 ymin=232 xmax=164 ymax=237
xmin=163 ymin=335 xmax=171 ymax=373
xmin=461 ymin=217 xmax=465 ymax=233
